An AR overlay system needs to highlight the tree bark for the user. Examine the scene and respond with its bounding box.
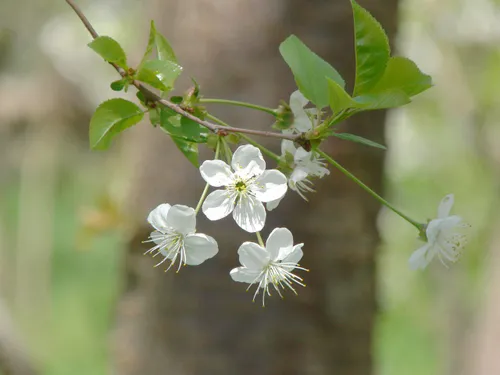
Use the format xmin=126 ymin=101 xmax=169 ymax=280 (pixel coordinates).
xmin=113 ymin=1 xmax=399 ymax=374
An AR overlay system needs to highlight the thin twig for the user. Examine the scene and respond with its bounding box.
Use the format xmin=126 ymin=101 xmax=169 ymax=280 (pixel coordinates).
xmin=65 ymin=0 xmax=298 ymax=141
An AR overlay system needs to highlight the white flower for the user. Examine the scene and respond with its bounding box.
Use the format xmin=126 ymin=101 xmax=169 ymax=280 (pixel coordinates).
xmin=230 ymin=228 xmax=307 ymax=306
xmin=267 ymin=140 xmax=329 ymax=210
xmin=409 ymin=194 xmax=469 ymax=270
xmin=288 ymin=90 xmax=315 ymax=133
xmin=145 ymin=203 xmax=218 ymax=272
xmin=200 ymin=145 xmax=288 ymax=233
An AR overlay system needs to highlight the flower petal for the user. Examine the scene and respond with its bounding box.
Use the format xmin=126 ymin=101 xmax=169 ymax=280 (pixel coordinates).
xmin=437 ymin=194 xmax=454 ymax=219
xmin=251 ymin=170 xmax=288 ymax=202
xmin=150 ymin=230 xmax=165 ymax=246
xmin=266 ymin=227 xmax=294 ymax=260
xmin=289 ymin=167 xmax=309 ymax=184
xmin=230 ymin=267 xmax=262 ymax=284
xmin=281 ymin=244 xmax=304 ymax=270
xmin=294 ymin=147 xmax=311 ymax=164
xmin=202 ymin=189 xmax=235 ymax=221
xmin=147 ymin=203 xmax=171 ymax=231
xmin=166 ymin=205 xmax=196 ymax=235
xmin=184 ymin=233 xmax=219 ymax=265
xmin=281 ymin=140 xmax=297 ymax=157
xmin=237 ymin=241 xmax=269 ymax=269
xmin=231 ymin=145 xmax=265 ymax=178
xmin=408 ymin=243 xmax=434 ymax=270
xmin=289 ymin=91 xmax=312 ymax=133
xmin=233 ymin=196 xmax=266 ymax=233
xmin=266 ymin=198 xmax=282 ymax=211
xmin=289 ymin=90 xmax=309 ymax=111
xmin=199 ymin=160 xmax=233 ymax=187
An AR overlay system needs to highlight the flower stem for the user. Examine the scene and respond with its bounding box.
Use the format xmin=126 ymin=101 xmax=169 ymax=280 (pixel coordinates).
xmin=256 ymin=232 xmax=265 ymax=247
xmin=205 ymin=113 xmax=281 ymax=163
xmin=317 ymin=149 xmax=421 ymax=230
xmin=195 ymin=139 xmax=222 ymax=215
xmin=200 ymin=98 xmax=277 ymax=116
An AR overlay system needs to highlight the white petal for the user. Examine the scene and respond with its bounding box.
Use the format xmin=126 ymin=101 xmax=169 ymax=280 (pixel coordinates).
xmin=184 ymin=233 xmax=219 ymax=265
xmin=294 ymin=147 xmax=312 ymax=164
xmin=232 ymin=196 xmax=266 ymax=233
xmin=266 ymin=227 xmax=294 ymax=260
xmin=147 ymin=203 xmax=171 ymax=231
xmin=289 ymin=167 xmax=309 ymax=183
xmin=437 ymin=194 xmax=454 ymax=219
xmin=251 ymin=170 xmax=288 ymax=202
xmin=281 ymin=244 xmax=304 ymax=271
xmin=281 ymin=140 xmax=297 ymax=157
xmin=237 ymin=241 xmax=269 ymax=269
xmin=266 ymin=198 xmax=282 ymax=211
xmin=230 ymin=267 xmax=262 ymax=284
xmin=166 ymin=205 xmax=196 ymax=235
xmin=408 ymin=243 xmax=434 ymax=270
xmin=199 ymin=160 xmax=233 ymax=187
xmin=202 ymin=190 xmax=235 ymax=221
xmin=231 ymin=145 xmax=265 ymax=178
xmin=289 ymin=90 xmax=309 ymax=111
xmin=150 ymin=230 xmax=165 ymax=245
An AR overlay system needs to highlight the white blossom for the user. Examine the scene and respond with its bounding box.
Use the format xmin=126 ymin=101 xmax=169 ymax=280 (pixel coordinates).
xmin=288 ymin=90 xmax=315 ymax=133
xmin=409 ymin=194 xmax=469 ymax=270
xmin=230 ymin=228 xmax=307 ymax=306
xmin=267 ymin=140 xmax=329 ymax=210
xmin=200 ymin=145 xmax=288 ymax=233
xmin=145 ymin=203 xmax=218 ymax=272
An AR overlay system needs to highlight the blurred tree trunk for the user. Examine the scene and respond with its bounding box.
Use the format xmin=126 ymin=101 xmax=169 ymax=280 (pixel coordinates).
xmin=113 ymin=1 xmax=398 ymax=374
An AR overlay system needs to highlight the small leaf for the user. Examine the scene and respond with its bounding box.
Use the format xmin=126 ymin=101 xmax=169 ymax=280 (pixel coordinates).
xmin=170 ymin=96 xmax=183 ymax=104
xmin=142 ymin=59 xmax=182 ymax=89
xmin=89 ymin=99 xmax=144 ymax=150
xmin=88 ymin=36 xmax=127 ymax=69
xmin=136 ymin=91 xmax=146 ymax=105
xmin=371 ymin=56 xmax=432 ymax=97
xmin=155 ymin=29 xmax=178 ymax=64
xmin=171 ymin=137 xmax=199 ymax=167
xmin=110 ymin=79 xmax=126 ymax=91
xmin=333 ymin=133 xmax=387 ymax=150
xmin=327 ymin=77 xmax=359 ymax=114
xmin=354 ymin=89 xmax=410 ymax=109
xmin=149 ymin=107 xmax=160 ymax=126
xmin=136 ymin=67 xmax=168 ymax=91
xmin=160 ymin=108 xmax=208 ymax=143
xmin=279 ymin=35 xmax=345 ymax=108
xmin=351 ymin=0 xmax=390 ymax=96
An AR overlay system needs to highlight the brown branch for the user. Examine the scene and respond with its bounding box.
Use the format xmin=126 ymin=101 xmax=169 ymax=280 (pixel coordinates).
xmin=65 ymin=0 xmax=299 ymax=142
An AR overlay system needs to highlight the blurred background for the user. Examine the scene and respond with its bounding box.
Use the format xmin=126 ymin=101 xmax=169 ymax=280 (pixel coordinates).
xmin=0 ymin=0 xmax=498 ymax=374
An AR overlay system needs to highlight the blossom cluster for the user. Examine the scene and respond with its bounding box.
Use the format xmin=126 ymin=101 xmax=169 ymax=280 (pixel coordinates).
xmin=144 ymin=91 xmax=328 ymax=305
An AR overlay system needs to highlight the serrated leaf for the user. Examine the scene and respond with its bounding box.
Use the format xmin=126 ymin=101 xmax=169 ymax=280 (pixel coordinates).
xmin=171 ymin=137 xmax=199 ymax=167
xmin=88 ymin=36 xmax=127 ymax=69
xmin=333 ymin=133 xmax=387 ymax=149
xmin=135 ymin=67 xmax=168 ymax=91
xmin=138 ymin=21 xmax=179 ymax=70
xmin=160 ymin=108 xmax=208 ymax=143
xmin=279 ymin=35 xmax=345 ymax=108
xmin=89 ymin=99 xmax=144 ymax=150
xmin=354 ymin=89 xmax=410 ymax=109
xmin=327 ymin=77 xmax=359 ymax=114
xmin=371 ymin=56 xmax=432 ymax=97
xmin=351 ymin=0 xmax=390 ymax=96
xmin=155 ymin=30 xmax=178 ymax=64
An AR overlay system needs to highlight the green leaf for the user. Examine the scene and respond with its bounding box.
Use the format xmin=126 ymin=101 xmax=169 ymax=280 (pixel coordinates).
xmin=160 ymin=108 xmax=208 ymax=143
xmin=327 ymin=77 xmax=359 ymax=114
xmin=371 ymin=56 xmax=432 ymax=97
xmin=279 ymin=35 xmax=345 ymax=108
xmin=171 ymin=137 xmax=199 ymax=167
xmin=148 ymin=107 xmax=160 ymax=126
xmin=144 ymin=59 xmax=182 ymax=89
xmin=110 ymin=79 xmax=126 ymax=91
xmin=89 ymin=99 xmax=144 ymax=150
xmin=135 ymin=67 xmax=168 ymax=91
xmin=88 ymin=36 xmax=127 ymax=69
xmin=155 ymin=29 xmax=178 ymax=64
xmin=351 ymin=0 xmax=390 ymax=96
xmin=354 ymin=89 xmax=410 ymax=109
xmin=333 ymin=133 xmax=387 ymax=150
xmin=139 ymin=21 xmax=179 ymax=70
